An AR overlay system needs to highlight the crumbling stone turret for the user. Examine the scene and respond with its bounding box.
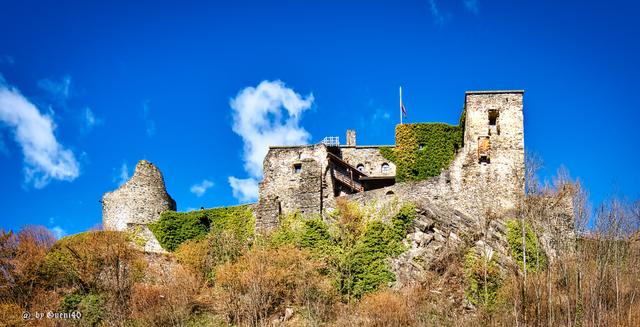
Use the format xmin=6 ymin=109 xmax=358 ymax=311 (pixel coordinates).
xmin=102 ymin=160 xmax=176 ymax=231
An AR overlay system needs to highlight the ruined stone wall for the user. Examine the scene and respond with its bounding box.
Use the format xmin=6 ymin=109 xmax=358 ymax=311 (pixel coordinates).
xmin=256 ymin=144 xmax=331 ymax=230
xmin=102 ymin=160 xmax=176 ymax=231
xmin=335 ymin=91 xmax=525 ymax=220
xmin=339 ymin=146 xmax=396 ymax=177
xmin=455 ymin=91 xmax=525 ymax=213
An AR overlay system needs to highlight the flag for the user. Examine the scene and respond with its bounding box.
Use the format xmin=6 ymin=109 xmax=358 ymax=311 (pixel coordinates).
xmin=401 ymin=100 xmax=407 ymax=118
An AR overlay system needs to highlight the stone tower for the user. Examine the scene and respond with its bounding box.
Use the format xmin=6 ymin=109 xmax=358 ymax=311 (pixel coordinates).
xmin=458 ymin=90 xmax=525 ymax=213
xmin=102 ymin=160 xmax=176 ymax=231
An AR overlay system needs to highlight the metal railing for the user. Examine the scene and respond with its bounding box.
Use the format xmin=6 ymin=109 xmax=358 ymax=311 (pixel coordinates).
xmin=321 ymin=136 xmax=340 ymax=147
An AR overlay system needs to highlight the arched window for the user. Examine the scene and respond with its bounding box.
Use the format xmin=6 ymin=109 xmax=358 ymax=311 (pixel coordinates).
xmin=381 ymin=163 xmax=390 ymax=173
xmin=356 ymin=164 xmax=365 ymax=173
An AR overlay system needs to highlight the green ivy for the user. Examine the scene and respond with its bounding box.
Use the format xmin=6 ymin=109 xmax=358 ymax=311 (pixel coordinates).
xmin=506 ymin=219 xmax=548 ymax=272
xmin=149 ymin=205 xmax=254 ymax=252
xmin=379 ymin=109 xmax=465 ymax=182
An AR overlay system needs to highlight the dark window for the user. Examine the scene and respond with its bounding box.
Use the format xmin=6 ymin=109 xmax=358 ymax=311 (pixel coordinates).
xmin=488 ymin=109 xmax=498 ymax=126
xmin=293 ymin=163 xmax=302 ymax=173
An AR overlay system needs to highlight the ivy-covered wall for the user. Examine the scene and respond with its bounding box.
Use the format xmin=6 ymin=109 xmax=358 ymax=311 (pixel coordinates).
xmin=149 ymin=205 xmax=254 ymax=252
xmin=380 ymin=110 xmax=465 ymax=182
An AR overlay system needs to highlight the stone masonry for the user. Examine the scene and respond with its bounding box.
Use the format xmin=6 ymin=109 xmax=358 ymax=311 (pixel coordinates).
xmin=257 ymin=90 xmax=525 ymax=232
xmin=256 ymin=136 xmax=396 ymax=230
xmin=102 ymin=160 xmax=176 ymax=231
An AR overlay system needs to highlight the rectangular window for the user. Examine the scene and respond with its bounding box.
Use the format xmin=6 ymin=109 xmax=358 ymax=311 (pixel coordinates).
xmin=478 ymin=136 xmax=490 ymax=164
xmin=293 ymin=163 xmax=302 ymax=173
xmin=488 ymin=109 xmax=498 ymax=126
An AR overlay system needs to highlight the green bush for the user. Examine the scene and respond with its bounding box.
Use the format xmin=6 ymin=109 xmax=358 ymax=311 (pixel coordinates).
xmin=60 ymin=292 xmax=105 ymax=326
xmin=149 ymin=205 xmax=254 ymax=252
xmin=506 ymin=219 xmax=548 ymax=272
xmin=464 ymin=250 xmax=502 ymax=311
xmin=269 ymin=203 xmax=416 ymax=299
xmin=380 ymin=110 xmax=465 ymax=182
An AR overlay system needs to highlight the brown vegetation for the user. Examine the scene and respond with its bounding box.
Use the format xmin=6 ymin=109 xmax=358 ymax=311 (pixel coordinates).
xmin=1 ymin=167 xmax=639 ymax=326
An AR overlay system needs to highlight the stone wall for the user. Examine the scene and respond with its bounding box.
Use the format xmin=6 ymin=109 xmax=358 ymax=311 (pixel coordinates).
xmin=102 ymin=160 xmax=176 ymax=231
xmin=256 ymin=142 xmax=396 ymax=230
xmin=339 ymin=146 xmax=396 ymax=177
xmin=256 ymin=144 xmax=332 ymax=230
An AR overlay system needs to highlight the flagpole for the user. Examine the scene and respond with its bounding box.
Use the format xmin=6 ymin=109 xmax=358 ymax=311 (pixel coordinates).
xmin=399 ymin=86 xmax=403 ymax=125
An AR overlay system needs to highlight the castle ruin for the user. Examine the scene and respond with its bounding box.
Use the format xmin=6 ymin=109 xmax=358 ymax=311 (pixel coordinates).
xmin=257 ymin=90 xmax=526 ymax=231
xmin=100 ymin=90 xmax=574 ymax=274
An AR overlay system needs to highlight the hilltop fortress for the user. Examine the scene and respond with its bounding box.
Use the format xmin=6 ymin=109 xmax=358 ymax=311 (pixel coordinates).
xmin=102 ymin=90 xmax=574 ymax=279
xmin=256 ymin=90 xmax=525 ymax=231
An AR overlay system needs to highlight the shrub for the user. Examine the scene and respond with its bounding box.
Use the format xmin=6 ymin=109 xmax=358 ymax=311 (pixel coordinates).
xmin=213 ymin=245 xmax=335 ymax=326
xmin=41 ymin=230 xmax=146 ymax=319
xmin=149 ymin=205 xmax=254 ymax=252
xmin=356 ymin=289 xmax=413 ymax=327
xmin=175 ymin=228 xmax=247 ymax=283
xmin=0 ymin=226 xmax=55 ymax=306
xmin=506 ymin=219 xmax=548 ymax=272
xmin=268 ymin=202 xmax=415 ymax=300
xmin=464 ymin=249 xmax=502 ymax=311
xmin=0 ymin=302 xmax=23 ymax=326
xmin=129 ymin=265 xmax=200 ymax=327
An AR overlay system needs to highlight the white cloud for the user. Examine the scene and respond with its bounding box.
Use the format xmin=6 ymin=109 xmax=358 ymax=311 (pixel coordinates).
xmin=463 ymin=0 xmax=479 ymax=15
xmin=51 ymin=226 xmax=66 ymax=239
xmin=38 ymin=76 xmax=72 ymax=103
xmin=142 ymin=100 xmax=156 ymax=137
xmin=0 ymin=80 xmax=80 ymax=188
xmin=115 ymin=162 xmax=129 ymax=186
xmin=83 ymin=107 xmax=102 ymax=132
xmin=190 ymin=179 xmax=214 ymax=197
xmin=228 ymin=177 xmax=259 ymax=203
xmin=227 ymin=80 xmax=313 ymax=202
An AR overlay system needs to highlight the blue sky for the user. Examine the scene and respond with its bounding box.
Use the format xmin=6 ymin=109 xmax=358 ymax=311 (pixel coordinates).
xmin=0 ymin=0 xmax=638 ymax=237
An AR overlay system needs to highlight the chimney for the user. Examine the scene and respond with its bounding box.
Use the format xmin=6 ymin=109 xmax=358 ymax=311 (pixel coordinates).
xmin=346 ymin=129 xmax=356 ymax=146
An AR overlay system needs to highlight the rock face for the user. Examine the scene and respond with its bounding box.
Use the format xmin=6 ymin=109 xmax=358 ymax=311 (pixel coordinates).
xmin=102 ymin=160 xmax=176 ymax=231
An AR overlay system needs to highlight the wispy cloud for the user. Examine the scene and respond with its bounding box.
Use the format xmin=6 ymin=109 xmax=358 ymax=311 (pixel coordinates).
xmin=115 ymin=162 xmax=129 ymax=186
xmin=142 ymin=100 xmax=156 ymax=137
xmin=368 ymin=99 xmax=391 ymax=122
xmin=190 ymin=179 xmax=214 ymax=197
xmin=0 ymin=78 xmax=80 ymax=188
xmin=0 ymin=55 xmax=14 ymax=65
xmin=463 ymin=0 xmax=479 ymax=15
xmin=82 ymin=107 xmax=102 ymax=132
xmin=428 ymin=0 xmax=450 ymax=26
xmin=38 ymin=75 xmax=72 ymax=105
xmin=48 ymin=217 xmax=66 ymax=239
xmin=228 ymin=80 xmax=314 ymax=202
xmin=51 ymin=226 xmax=67 ymax=239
